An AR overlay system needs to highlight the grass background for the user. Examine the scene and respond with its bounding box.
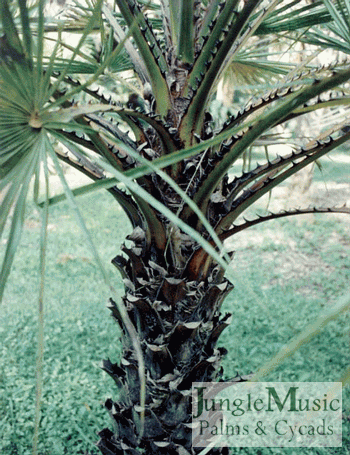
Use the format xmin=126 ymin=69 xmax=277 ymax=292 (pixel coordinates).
xmin=0 ymin=149 xmax=349 ymax=455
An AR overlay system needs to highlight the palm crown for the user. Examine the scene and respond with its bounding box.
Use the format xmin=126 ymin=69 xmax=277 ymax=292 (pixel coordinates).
xmin=1 ymin=1 xmax=350 ymax=454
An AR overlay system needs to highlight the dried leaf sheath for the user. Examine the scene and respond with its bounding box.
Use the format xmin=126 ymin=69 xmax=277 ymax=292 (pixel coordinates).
xmin=1 ymin=1 xmax=350 ymax=454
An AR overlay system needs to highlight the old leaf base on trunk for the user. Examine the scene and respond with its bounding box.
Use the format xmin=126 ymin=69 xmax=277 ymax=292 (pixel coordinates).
xmin=96 ymin=227 xmax=250 ymax=455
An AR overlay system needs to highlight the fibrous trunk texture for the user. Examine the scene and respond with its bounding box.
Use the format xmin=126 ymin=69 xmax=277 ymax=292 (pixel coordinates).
xmin=96 ymin=227 xmax=248 ymax=455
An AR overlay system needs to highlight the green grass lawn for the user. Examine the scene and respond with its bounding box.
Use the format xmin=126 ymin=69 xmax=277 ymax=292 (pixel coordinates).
xmin=0 ymin=150 xmax=349 ymax=455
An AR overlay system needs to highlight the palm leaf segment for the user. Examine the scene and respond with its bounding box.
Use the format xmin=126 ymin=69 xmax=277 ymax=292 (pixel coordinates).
xmin=94 ymin=2 xmax=350 ymax=454
xmin=1 ymin=1 xmax=350 ymax=454
xmin=0 ymin=0 xmax=51 ymax=300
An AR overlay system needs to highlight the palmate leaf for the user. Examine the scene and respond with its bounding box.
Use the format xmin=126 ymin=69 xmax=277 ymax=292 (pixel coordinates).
xmin=219 ymin=29 xmax=324 ymax=94
xmin=301 ymin=29 xmax=350 ymax=56
xmin=221 ymin=59 xmax=292 ymax=92
xmin=255 ymin=0 xmax=332 ymax=34
xmin=0 ymin=0 xmax=44 ymax=300
xmin=0 ymin=0 xmax=149 ymax=339
xmin=0 ymin=150 xmax=39 ymax=301
xmin=0 ymin=2 xmax=153 ymax=443
xmin=297 ymin=0 xmax=350 ymax=55
xmin=1 ymin=1 xmax=350 ymax=452
xmin=102 ymin=4 xmax=149 ymax=82
xmin=178 ymin=0 xmax=335 ymax=143
xmin=322 ymin=0 xmax=350 ymax=42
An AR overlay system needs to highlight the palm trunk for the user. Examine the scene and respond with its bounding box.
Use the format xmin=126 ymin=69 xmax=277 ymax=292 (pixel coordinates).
xmin=96 ymin=225 xmax=247 ymax=455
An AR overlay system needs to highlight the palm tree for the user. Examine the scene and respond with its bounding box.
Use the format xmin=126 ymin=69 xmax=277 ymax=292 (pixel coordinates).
xmin=1 ymin=1 xmax=350 ymax=454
